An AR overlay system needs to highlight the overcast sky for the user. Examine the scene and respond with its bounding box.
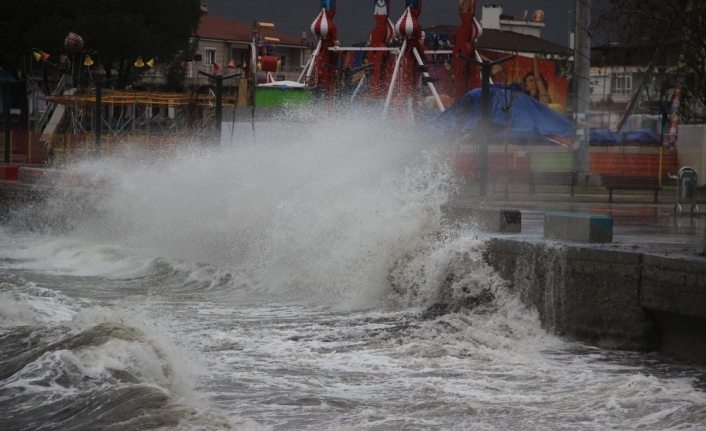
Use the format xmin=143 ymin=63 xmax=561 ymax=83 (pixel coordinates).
xmin=202 ymin=1 xmax=595 ymax=47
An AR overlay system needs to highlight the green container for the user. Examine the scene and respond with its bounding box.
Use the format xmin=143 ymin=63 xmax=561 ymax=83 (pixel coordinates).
xmin=255 ymin=86 xmax=313 ymax=107
xmin=530 ymin=153 xmax=573 ymax=172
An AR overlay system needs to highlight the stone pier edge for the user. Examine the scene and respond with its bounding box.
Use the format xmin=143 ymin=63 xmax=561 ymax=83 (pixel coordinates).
xmin=482 ymin=237 xmax=706 ymax=365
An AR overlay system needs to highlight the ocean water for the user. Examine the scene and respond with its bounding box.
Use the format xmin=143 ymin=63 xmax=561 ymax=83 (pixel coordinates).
xmin=1 ymin=116 xmax=705 ymax=430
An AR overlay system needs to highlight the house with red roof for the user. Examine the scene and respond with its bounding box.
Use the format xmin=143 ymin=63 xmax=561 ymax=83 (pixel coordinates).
xmin=185 ymin=4 xmax=314 ymax=86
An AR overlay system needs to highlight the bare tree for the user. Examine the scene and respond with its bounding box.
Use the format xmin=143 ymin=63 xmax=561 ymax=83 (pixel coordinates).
xmin=596 ymin=0 xmax=706 ymax=122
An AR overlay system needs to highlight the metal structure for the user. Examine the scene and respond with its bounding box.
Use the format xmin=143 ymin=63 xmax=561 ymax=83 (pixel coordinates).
xmin=674 ymin=166 xmax=699 ymax=216
xmin=308 ymin=0 xmax=340 ymax=100
xmin=367 ymin=0 xmax=394 ymax=99
xmin=384 ymin=0 xmax=425 ymax=117
xmin=44 ymin=88 xmax=237 ymax=141
xmin=90 ymin=77 xmax=116 ymax=156
xmin=452 ymin=0 xmax=482 ymax=100
xmin=197 ymin=71 xmax=241 ymax=143
xmin=572 ymin=0 xmax=591 ymax=173
xmin=1 ymin=76 xmax=24 ymax=163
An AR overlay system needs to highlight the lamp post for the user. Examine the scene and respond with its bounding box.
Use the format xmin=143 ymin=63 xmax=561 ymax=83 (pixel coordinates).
xmin=1 ymin=73 xmax=23 ymax=163
xmin=3 ymin=81 xmax=12 ymax=163
xmin=197 ymin=71 xmax=241 ymax=144
xmin=572 ymin=0 xmax=591 ymax=173
xmin=89 ymin=77 xmax=116 ymax=156
xmin=457 ymin=54 xmax=515 ymax=197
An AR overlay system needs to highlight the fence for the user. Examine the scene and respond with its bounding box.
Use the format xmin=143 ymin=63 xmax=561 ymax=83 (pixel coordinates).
xmin=1 ymin=131 xmax=205 ymax=165
xmin=455 ymin=144 xmax=678 ymax=180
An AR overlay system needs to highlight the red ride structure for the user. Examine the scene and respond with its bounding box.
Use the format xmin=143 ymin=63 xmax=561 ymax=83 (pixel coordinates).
xmin=368 ymin=1 xmax=395 ymax=99
xmin=310 ymin=0 xmax=340 ymax=99
xmin=388 ymin=0 xmax=424 ymax=116
xmin=451 ymin=0 xmax=482 ymax=101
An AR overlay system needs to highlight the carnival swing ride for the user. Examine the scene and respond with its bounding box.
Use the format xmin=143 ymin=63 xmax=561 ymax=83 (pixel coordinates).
xmin=40 ymin=0 xmax=485 ymax=152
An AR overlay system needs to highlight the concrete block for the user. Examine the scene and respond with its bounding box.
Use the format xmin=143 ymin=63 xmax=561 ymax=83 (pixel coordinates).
xmin=441 ymin=205 xmax=521 ymax=233
xmin=544 ymin=212 xmax=613 ymax=243
xmin=0 ymin=165 xmax=19 ymax=181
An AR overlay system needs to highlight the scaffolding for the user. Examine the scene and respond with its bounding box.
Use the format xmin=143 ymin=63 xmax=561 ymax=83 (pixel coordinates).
xmin=45 ymin=88 xmax=237 ymax=139
xmin=1 ymin=88 xmax=239 ymax=165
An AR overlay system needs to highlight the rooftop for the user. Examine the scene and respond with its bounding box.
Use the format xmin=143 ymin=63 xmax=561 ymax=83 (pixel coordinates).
xmin=424 ymin=25 xmax=571 ymax=56
xmin=195 ymin=12 xmax=306 ymax=46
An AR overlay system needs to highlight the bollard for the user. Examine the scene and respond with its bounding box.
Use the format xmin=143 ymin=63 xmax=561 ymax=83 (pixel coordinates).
xmin=544 ymin=212 xmax=613 ymax=243
xmin=0 ymin=165 xmax=19 ymax=181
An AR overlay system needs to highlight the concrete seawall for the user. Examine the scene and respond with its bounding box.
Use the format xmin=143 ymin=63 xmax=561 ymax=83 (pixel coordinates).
xmin=484 ymin=238 xmax=706 ymax=364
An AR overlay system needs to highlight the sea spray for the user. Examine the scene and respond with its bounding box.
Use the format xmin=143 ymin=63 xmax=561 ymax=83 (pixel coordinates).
xmin=3 ymin=115 xmax=705 ymax=430
xmin=387 ymin=236 xmax=508 ymax=311
xmin=17 ymin=116 xmax=459 ymax=308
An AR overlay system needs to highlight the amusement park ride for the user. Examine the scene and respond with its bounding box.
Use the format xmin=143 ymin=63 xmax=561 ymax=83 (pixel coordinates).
xmin=38 ymin=0 xmax=490 ymax=151
xmin=244 ymin=0 xmax=485 ymax=116
xmin=323 ymin=0 xmax=471 ymax=113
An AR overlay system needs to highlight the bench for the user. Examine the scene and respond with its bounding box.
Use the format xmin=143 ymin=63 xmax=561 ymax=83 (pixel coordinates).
xmin=602 ymin=175 xmax=661 ymax=203
xmin=489 ymin=170 xmax=531 ymax=192
xmin=488 ymin=169 xmax=530 ymax=191
xmin=488 ymin=171 xmax=578 ymax=195
xmin=530 ymin=171 xmax=579 ymax=196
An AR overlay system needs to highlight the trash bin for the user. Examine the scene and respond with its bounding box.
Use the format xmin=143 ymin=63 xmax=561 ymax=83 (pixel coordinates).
xmin=683 ymin=177 xmax=695 ymax=199
xmin=675 ymin=166 xmax=699 ymax=216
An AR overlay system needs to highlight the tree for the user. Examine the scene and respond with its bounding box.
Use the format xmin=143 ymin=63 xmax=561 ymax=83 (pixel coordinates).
xmin=595 ymin=0 xmax=706 ymax=122
xmin=0 ymin=0 xmax=202 ymax=88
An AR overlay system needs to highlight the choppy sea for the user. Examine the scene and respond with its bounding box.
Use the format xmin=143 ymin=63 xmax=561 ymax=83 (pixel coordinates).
xmin=1 ymin=116 xmax=705 ymax=430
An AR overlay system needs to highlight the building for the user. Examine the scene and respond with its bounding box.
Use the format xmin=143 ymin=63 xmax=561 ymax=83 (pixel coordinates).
xmin=176 ymin=4 xmax=315 ymax=88
xmin=425 ymin=5 xmax=570 ymax=59
xmin=480 ymin=4 xmax=545 ymax=39
xmin=589 ymin=42 xmax=680 ymax=131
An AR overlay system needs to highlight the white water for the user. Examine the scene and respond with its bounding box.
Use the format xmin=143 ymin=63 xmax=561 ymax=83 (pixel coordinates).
xmin=1 ymin=116 xmax=705 ymax=430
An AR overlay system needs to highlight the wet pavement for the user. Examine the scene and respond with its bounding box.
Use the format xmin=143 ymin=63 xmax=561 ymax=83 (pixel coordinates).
xmin=450 ymin=191 xmax=706 ymax=261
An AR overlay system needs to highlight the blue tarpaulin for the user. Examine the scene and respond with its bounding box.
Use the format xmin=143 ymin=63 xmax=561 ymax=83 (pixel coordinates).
xmin=589 ymin=128 xmax=663 ymax=146
xmin=433 ymin=85 xmax=574 ymax=141
xmin=623 ymin=128 xmax=662 ymax=145
xmin=589 ymin=127 xmax=622 ymax=145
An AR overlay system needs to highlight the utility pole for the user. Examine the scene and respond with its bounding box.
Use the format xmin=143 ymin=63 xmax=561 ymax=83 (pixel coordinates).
xmin=573 ymin=0 xmax=591 ymax=173
xmin=2 ymin=78 xmax=23 ymax=163
xmin=3 ymin=83 xmax=10 ymax=163
xmin=83 ymin=77 xmax=117 ymax=157
xmin=457 ymin=54 xmax=515 ymax=197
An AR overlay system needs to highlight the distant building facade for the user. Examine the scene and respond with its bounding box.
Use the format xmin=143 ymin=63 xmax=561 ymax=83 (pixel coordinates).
xmin=140 ymin=4 xmax=315 ymax=89
xmin=589 ymin=43 xmax=679 ymax=131
xmin=480 ymin=4 xmax=545 ymax=38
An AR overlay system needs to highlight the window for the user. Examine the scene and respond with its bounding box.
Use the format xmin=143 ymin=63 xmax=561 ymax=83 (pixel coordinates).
xmin=205 ymin=48 xmax=216 ymax=66
xmin=612 ymin=73 xmax=632 ymax=95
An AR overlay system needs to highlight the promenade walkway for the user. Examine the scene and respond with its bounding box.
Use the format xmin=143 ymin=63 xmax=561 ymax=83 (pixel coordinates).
xmin=451 ymin=181 xmax=705 ymax=259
